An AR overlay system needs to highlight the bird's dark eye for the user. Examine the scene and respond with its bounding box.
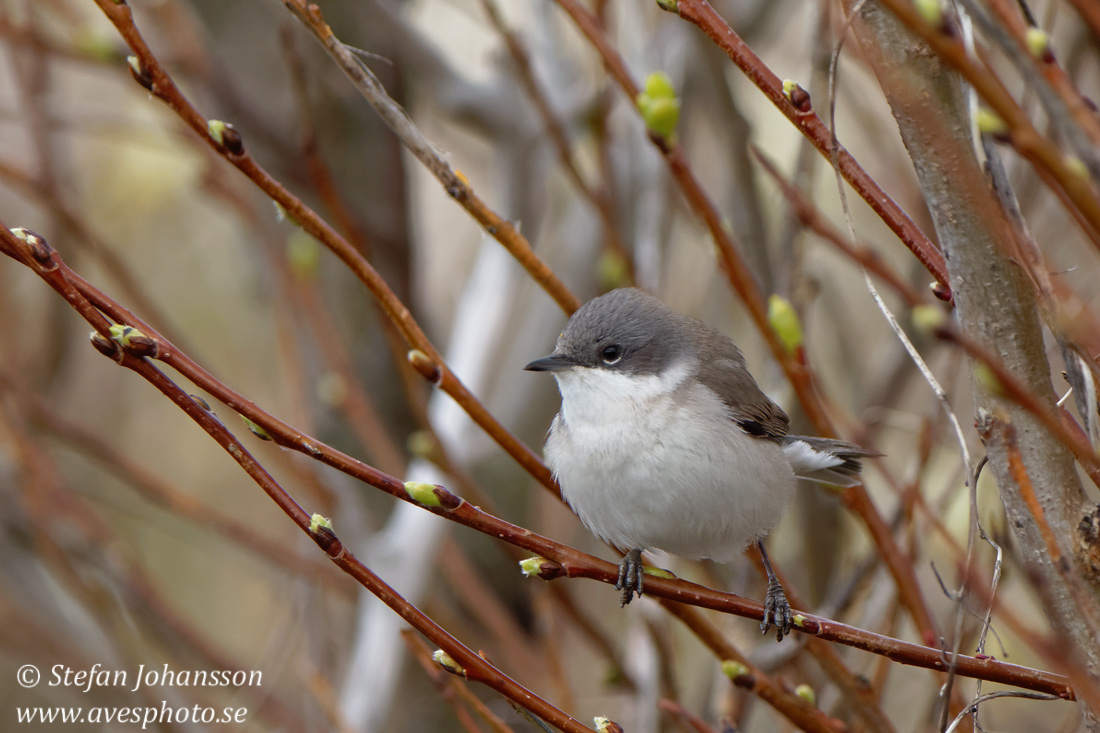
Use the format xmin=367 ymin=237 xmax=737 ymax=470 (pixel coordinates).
xmin=600 ymin=344 xmax=622 ymax=365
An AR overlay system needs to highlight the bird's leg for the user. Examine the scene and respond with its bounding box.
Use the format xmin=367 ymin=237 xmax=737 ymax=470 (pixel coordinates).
xmin=616 ymin=548 xmax=645 ymax=606
xmin=757 ymin=540 xmax=793 ymax=641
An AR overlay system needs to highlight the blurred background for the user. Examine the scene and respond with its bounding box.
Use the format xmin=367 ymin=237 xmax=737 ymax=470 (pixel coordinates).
xmin=0 ymin=0 xmax=1097 ymax=730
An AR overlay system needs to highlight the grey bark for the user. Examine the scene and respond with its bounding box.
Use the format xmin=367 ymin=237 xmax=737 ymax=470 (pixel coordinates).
xmin=850 ymin=2 xmax=1100 ymax=726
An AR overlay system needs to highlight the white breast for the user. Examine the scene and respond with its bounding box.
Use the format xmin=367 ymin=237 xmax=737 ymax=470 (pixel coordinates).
xmin=546 ymin=362 xmax=795 ymax=562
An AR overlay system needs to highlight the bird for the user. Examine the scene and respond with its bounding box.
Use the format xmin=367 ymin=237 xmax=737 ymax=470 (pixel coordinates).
xmin=525 ymin=288 xmax=876 ymax=640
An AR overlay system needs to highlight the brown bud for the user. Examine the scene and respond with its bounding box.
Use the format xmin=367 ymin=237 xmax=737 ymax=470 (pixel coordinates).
xmin=207 ymin=120 xmax=244 ymax=156
xmin=432 ymin=485 xmax=462 ymax=510
xmin=782 ymin=80 xmax=812 ymax=114
xmin=109 ymin=324 xmax=160 ymax=358
xmin=407 ymin=349 xmax=442 ymax=384
xmin=127 ymin=56 xmax=154 ymax=91
xmin=220 ymin=126 xmax=244 ymax=156
xmin=90 ymin=332 xmax=121 ymax=361
xmin=11 ymin=228 xmax=53 ymax=266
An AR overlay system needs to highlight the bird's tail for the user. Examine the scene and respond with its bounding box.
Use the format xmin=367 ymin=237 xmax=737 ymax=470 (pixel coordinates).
xmin=781 ymin=436 xmax=881 ymax=488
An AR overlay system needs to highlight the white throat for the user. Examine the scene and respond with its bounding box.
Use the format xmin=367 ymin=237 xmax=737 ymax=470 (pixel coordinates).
xmin=553 ymin=360 xmax=694 ymax=427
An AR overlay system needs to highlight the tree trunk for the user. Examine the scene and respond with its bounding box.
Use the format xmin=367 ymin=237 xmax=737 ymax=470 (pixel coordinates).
xmin=849 ymin=2 xmax=1100 ymax=726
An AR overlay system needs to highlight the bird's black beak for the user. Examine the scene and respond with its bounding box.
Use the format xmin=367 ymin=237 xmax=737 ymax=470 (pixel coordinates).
xmin=524 ymin=354 xmax=576 ymax=372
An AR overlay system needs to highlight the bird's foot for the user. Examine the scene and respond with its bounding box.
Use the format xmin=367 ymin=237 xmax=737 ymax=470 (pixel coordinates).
xmin=616 ymin=549 xmax=645 ymax=606
xmin=760 ymin=577 xmax=793 ymax=642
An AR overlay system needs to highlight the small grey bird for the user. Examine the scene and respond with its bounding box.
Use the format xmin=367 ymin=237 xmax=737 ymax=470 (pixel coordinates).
xmin=525 ymin=288 xmax=876 ymax=640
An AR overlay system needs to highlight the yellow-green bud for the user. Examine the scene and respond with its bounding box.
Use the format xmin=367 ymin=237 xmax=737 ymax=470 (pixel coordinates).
xmin=974 ymin=363 xmax=1005 ymax=396
xmin=598 ymin=251 xmax=631 ymax=291
xmin=126 ymin=55 xmax=144 ymax=79
xmin=518 ymin=556 xmax=565 ymax=580
xmin=432 ymin=650 xmax=465 ymax=677
xmin=782 ymin=80 xmax=812 ymax=112
xmin=109 ymin=324 xmax=144 ymax=348
xmin=914 ymin=0 xmax=943 ymax=27
xmin=1065 ymin=155 xmax=1088 ymax=181
xmin=768 ymin=295 xmax=804 ymax=355
xmin=207 ymin=119 xmax=243 ymax=155
xmin=911 ymin=304 xmax=946 ymax=334
xmin=406 ymin=430 xmax=438 ymax=461
xmin=1024 ymin=27 xmax=1051 ymax=61
xmin=405 ymin=481 xmax=442 ymax=508
xmin=721 ymin=660 xmax=750 ymax=679
xmin=644 ymin=71 xmax=676 ymax=100
xmin=287 ymin=230 xmax=321 ymax=280
xmin=240 ymin=415 xmax=273 ymax=441
xmin=976 ymin=108 xmax=1007 ymax=136
xmin=207 ymin=119 xmax=228 ymax=145
xmin=126 ymin=54 xmax=153 ymax=90
xmin=309 ymin=513 xmax=333 ymax=534
xmin=594 ymin=717 xmax=624 ymax=733
xmin=108 ymin=324 xmax=159 ymax=358
xmin=795 ymin=683 xmax=817 ymax=706
xmin=519 ymin=557 xmax=546 ymax=577
xmin=636 ymin=72 xmax=680 ymax=140
xmin=640 ymin=98 xmax=680 ymax=139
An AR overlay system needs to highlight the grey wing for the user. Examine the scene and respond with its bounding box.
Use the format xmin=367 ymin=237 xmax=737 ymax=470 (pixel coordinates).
xmin=692 ymin=328 xmax=790 ymax=441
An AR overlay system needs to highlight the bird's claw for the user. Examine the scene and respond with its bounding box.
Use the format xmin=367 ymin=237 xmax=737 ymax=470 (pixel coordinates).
xmin=760 ymin=577 xmax=793 ymax=642
xmin=616 ymin=549 xmax=645 ymax=606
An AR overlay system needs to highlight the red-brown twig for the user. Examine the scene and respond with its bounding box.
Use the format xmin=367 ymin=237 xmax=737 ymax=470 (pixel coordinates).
xmin=751 ymin=147 xmax=928 ymax=309
xmin=479 ymin=0 xmax=633 ymax=279
xmin=90 ymin=0 xmax=556 ymax=493
xmin=552 ymin=0 xmax=945 ymax=648
xmin=0 ymin=373 xmax=347 ymax=591
xmin=401 ymin=630 xmax=516 ymax=733
xmin=280 ymin=0 xmax=580 ymax=315
xmin=984 ymin=0 xmax=1100 ymax=147
xmin=870 ymin=0 xmax=1100 ymax=250
xmin=659 ymin=0 xmax=951 ymax=297
xmin=0 ymin=228 xmax=1074 ymax=703
xmin=1065 ymin=0 xmax=1100 ymax=40
xmin=656 ymin=601 xmax=846 ymax=733
xmin=932 ymin=324 xmax=1100 ymax=489
xmin=0 ymin=225 xmax=592 ymax=733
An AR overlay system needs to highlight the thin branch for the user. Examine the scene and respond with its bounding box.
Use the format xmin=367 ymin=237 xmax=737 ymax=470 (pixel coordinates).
xmin=871 ymin=0 xmax=1100 ymax=248
xmin=943 ymin=690 xmax=1063 ymax=733
xmin=402 ymin=630 xmax=516 ymax=733
xmin=0 ymin=228 xmax=592 ymax=733
xmin=751 ymin=148 xmax=927 ymax=308
xmin=659 ymin=0 xmax=951 ymax=298
xmin=90 ymin=0 xmax=557 ymax=493
xmin=0 ymin=227 xmax=1075 ymax=701
xmin=478 ymin=0 xmax=633 ymax=278
xmin=281 ymin=0 xmax=580 ymax=315
xmin=550 ymin=0 xmax=942 ymax=643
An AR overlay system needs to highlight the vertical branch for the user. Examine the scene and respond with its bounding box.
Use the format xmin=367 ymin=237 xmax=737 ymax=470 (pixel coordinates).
xmin=848 ymin=2 xmax=1100 ymax=725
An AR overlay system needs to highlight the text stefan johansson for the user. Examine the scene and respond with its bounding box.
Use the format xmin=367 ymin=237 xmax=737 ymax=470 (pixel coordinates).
xmin=50 ymin=664 xmax=261 ymax=693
